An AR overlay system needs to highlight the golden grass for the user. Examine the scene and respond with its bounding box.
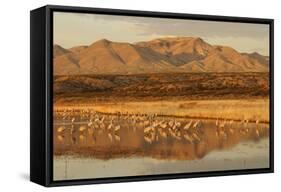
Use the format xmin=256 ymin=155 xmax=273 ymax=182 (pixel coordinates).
xmin=54 ymin=98 xmax=270 ymax=123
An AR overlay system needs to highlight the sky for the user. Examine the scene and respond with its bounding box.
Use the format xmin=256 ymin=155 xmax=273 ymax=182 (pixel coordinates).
xmin=53 ymin=12 xmax=270 ymax=56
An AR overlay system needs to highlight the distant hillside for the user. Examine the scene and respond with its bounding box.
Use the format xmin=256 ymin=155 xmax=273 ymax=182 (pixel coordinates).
xmin=53 ymin=73 xmax=270 ymax=103
xmin=54 ymin=37 xmax=269 ymax=75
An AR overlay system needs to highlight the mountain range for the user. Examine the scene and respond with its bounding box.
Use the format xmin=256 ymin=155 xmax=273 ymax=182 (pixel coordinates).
xmin=53 ymin=37 xmax=269 ymax=75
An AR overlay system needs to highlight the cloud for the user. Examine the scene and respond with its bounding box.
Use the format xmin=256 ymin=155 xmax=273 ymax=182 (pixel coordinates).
xmin=53 ymin=12 xmax=270 ymax=55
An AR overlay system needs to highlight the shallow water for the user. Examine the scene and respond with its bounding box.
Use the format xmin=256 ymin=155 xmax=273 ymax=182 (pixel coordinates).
xmin=53 ymin=113 xmax=270 ymax=180
xmin=54 ymin=138 xmax=269 ymax=180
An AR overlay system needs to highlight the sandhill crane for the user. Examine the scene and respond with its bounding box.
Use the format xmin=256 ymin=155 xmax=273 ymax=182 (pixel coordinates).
xmin=100 ymin=115 xmax=105 ymax=123
xmin=159 ymin=121 xmax=168 ymax=129
xmin=94 ymin=118 xmax=100 ymax=123
xmin=216 ymin=120 xmax=227 ymax=138
xmin=144 ymin=123 xmax=157 ymax=143
xmin=183 ymin=133 xmax=193 ymax=143
xmin=168 ymin=120 xmax=174 ymax=127
xmin=62 ymin=113 xmax=67 ymax=120
xmin=57 ymin=126 xmax=66 ymax=133
xmin=169 ymin=122 xmax=181 ymax=140
xmin=255 ymin=128 xmax=260 ymax=137
xmin=175 ymin=121 xmax=181 ymax=127
xmin=255 ymin=119 xmax=260 ymax=137
xmin=193 ymin=120 xmax=201 ymax=129
xmin=107 ymin=120 xmax=114 ymax=131
xmin=71 ymin=117 xmax=75 ymax=124
xmin=183 ymin=120 xmax=193 ymax=131
xmin=151 ymin=121 xmax=160 ymax=128
xmin=79 ymin=126 xmax=87 ymax=133
xmin=256 ymin=119 xmax=260 ymax=129
xmin=88 ymin=119 xmax=93 ymax=127
xmin=114 ymin=125 xmax=121 ymax=132
xmin=192 ymin=132 xmax=201 ymax=142
xmin=171 ymin=121 xmax=181 ymax=131
xmin=70 ymin=125 xmax=75 ymax=135
xmin=144 ymin=126 xmax=154 ymax=134
xmin=216 ymin=118 xmax=219 ymax=127
xmin=99 ymin=121 xmax=106 ymax=130
xmin=154 ymin=113 xmax=158 ymax=118
xmin=217 ymin=119 xmax=225 ymax=132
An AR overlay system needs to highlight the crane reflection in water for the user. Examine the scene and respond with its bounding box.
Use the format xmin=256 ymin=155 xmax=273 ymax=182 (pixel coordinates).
xmin=53 ymin=108 xmax=269 ymax=160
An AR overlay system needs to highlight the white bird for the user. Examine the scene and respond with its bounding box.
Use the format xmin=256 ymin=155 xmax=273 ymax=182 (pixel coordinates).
xmin=216 ymin=118 xmax=219 ymax=126
xmin=255 ymin=128 xmax=260 ymax=137
xmin=88 ymin=120 xmax=93 ymax=127
xmin=57 ymin=126 xmax=66 ymax=133
xmin=70 ymin=125 xmax=75 ymax=135
xmin=107 ymin=121 xmax=114 ymax=130
xmin=79 ymin=126 xmax=87 ymax=132
xmin=71 ymin=117 xmax=75 ymax=124
xmin=168 ymin=120 xmax=174 ymax=127
xmin=175 ymin=121 xmax=181 ymax=127
xmin=183 ymin=121 xmax=193 ymax=131
xmin=114 ymin=125 xmax=120 ymax=132
xmin=183 ymin=133 xmax=193 ymax=143
xmin=192 ymin=133 xmax=201 ymax=142
xmin=193 ymin=120 xmax=202 ymax=129
xmin=144 ymin=126 xmax=153 ymax=133
xmin=159 ymin=122 xmax=168 ymax=129
xmin=256 ymin=119 xmax=260 ymax=127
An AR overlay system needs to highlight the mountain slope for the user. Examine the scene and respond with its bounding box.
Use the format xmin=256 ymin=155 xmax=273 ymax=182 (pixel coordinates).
xmin=55 ymin=39 xmax=179 ymax=75
xmin=138 ymin=37 xmax=269 ymax=72
xmin=53 ymin=37 xmax=269 ymax=75
xmin=53 ymin=45 xmax=70 ymax=57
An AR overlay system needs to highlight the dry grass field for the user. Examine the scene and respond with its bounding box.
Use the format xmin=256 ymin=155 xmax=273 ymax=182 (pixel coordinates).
xmin=54 ymin=72 xmax=269 ymax=123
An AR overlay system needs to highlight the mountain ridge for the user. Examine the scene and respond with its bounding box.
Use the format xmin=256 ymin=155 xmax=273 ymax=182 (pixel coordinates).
xmin=53 ymin=37 xmax=269 ymax=75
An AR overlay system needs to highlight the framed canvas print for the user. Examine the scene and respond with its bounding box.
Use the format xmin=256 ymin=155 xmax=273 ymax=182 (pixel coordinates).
xmin=30 ymin=5 xmax=274 ymax=187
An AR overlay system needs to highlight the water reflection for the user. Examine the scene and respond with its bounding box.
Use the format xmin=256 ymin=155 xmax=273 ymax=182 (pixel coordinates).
xmin=53 ymin=109 xmax=269 ymax=160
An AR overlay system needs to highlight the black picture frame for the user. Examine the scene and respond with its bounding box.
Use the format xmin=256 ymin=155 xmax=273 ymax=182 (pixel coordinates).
xmin=30 ymin=4 xmax=274 ymax=187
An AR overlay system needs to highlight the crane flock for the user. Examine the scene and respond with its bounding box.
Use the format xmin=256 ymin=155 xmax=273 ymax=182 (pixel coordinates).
xmin=54 ymin=108 xmax=266 ymax=145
